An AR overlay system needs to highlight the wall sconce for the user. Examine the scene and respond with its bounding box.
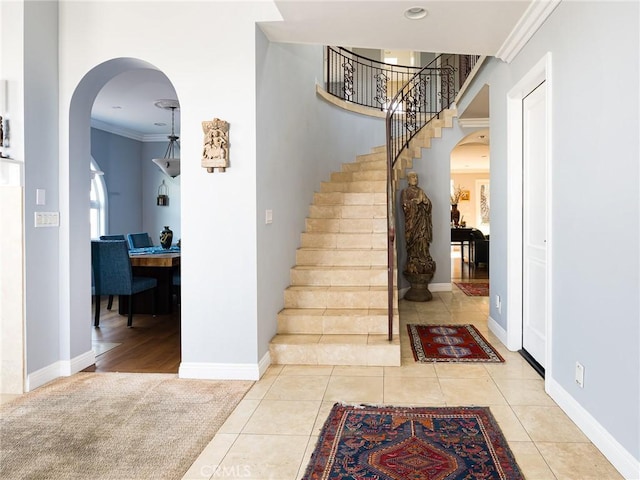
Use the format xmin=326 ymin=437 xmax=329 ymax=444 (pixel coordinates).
xmin=157 ymin=180 xmax=169 ymax=206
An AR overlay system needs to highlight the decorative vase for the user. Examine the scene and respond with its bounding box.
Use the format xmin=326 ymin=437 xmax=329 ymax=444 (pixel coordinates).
xmin=160 ymin=226 xmax=173 ymax=249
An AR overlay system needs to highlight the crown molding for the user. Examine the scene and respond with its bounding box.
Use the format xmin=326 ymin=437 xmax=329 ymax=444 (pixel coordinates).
xmin=458 ymin=117 xmax=490 ymax=128
xmin=90 ymin=119 xmax=171 ymax=143
xmin=90 ymin=119 xmax=144 ymax=142
xmin=496 ymin=0 xmax=561 ymax=63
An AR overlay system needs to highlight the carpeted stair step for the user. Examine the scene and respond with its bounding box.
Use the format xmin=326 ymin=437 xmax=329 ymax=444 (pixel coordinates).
xmin=277 ymin=308 xmax=399 ymax=335
xmin=269 ymin=333 xmax=401 ymax=366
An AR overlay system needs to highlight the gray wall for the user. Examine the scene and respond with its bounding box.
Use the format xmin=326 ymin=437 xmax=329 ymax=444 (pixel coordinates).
xmin=395 ymin=123 xmax=470 ymax=288
xmin=142 ymin=141 xmax=181 ymax=244
xmin=255 ymin=34 xmax=385 ymax=358
xmin=90 ymin=131 xmax=181 ymax=244
xmin=23 ymin=1 xmax=60 ymax=372
xmin=457 ymin=0 xmax=639 ymax=462
xmin=90 ymin=128 xmax=142 ymax=236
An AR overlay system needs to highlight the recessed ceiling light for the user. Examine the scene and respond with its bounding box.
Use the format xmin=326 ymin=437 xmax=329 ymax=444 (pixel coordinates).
xmin=111 ymin=105 xmax=122 ymax=109
xmin=154 ymin=122 xmax=167 ymax=127
xmin=404 ymin=7 xmax=428 ymax=20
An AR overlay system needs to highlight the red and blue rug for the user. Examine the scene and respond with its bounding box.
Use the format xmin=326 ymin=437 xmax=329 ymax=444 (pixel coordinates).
xmin=408 ymin=324 xmax=505 ymax=363
xmin=303 ymin=403 xmax=524 ymax=479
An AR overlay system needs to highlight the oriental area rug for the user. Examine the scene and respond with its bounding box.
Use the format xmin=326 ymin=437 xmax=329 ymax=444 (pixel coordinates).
xmin=408 ymin=324 xmax=505 ymax=363
xmin=0 ymin=372 xmax=253 ymax=480
xmin=302 ymin=403 xmax=524 ymax=479
xmin=454 ymin=282 xmax=490 ymax=296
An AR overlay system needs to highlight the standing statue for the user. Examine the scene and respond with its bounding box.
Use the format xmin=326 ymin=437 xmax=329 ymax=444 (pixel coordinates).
xmin=401 ymin=172 xmax=436 ymax=301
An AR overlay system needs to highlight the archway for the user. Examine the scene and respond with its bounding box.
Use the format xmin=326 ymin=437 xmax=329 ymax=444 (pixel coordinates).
xmin=65 ymin=58 xmax=181 ymax=374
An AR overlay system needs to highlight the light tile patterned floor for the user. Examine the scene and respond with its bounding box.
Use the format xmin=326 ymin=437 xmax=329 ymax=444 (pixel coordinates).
xmin=183 ymin=286 xmax=623 ymax=480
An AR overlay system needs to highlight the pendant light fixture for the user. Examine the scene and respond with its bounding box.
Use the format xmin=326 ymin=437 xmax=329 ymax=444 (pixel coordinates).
xmin=151 ymin=99 xmax=180 ymax=178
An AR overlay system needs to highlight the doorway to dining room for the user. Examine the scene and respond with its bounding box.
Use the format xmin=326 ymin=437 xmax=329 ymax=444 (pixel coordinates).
xmin=69 ymin=57 xmax=182 ymax=374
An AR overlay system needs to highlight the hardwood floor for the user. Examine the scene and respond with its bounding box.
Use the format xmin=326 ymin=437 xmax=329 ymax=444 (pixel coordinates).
xmin=84 ymin=297 xmax=181 ymax=373
xmin=451 ymin=245 xmax=489 ymax=281
xmin=84 ymin=250 xmax=484 ymax=374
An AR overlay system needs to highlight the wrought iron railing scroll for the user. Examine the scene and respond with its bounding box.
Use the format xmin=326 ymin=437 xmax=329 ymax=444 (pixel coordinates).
xmin=324 ymin=47 xmax=479 ymax=342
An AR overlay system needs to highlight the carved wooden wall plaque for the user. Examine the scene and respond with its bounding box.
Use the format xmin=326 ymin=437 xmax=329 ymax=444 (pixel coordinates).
xmin=201 ymin=118 xmax=229 ymax=173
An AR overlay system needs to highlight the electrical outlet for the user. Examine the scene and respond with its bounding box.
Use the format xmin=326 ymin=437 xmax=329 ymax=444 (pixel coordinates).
xmin=575 ymin=362 xmax=584 ymax=388
xmin=265 ymin=209 xmax=273 ymax=224
xmin=495 ymin=295 xmax=501 ymax=313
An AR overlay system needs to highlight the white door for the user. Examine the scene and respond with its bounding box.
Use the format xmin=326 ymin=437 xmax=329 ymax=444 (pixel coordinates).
xmin=522 ymin=81 xmax=547 ymax=368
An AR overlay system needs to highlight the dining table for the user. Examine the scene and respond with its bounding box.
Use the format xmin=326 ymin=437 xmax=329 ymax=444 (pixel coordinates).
xmin=118 ymin=247 xmax=180 ymax=315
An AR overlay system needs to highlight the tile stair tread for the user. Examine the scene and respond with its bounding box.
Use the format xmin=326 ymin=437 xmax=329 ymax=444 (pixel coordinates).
xmin=279 ymin=308 xmax=398 ymax=316
xmin=291 ymin=265 xmax=387 ymax=271
xmin=285 ymin=285 xmax=390 ymax=292
xmin=271 ymin=333 xmax=400 ymax=346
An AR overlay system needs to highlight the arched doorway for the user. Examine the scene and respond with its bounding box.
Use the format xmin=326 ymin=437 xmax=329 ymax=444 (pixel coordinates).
xmin=66 ymin=57 xmax=181 ymax=374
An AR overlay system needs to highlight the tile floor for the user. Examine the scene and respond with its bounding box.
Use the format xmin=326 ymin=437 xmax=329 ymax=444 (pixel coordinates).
xmin=182 ymin=283 xmax=623 ymax=480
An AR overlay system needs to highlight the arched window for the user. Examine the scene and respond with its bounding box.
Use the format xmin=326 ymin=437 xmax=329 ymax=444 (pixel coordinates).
xmin=90 ymin=158 xmax=107 ymax=238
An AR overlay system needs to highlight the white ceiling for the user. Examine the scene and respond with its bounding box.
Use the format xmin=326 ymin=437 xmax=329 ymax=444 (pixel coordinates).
xmin=91 ymin=0 xmax=531 ymax=169
xmin=260 ymin=1 xmax=531 ymax=55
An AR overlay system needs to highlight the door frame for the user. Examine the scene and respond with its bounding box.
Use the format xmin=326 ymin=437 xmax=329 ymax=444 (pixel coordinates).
xmin=505 ymin=53 xmax=553 ymax=380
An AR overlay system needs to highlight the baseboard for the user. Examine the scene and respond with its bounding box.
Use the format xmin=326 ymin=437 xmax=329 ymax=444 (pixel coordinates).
xmin=547 ymin=377 xmax=640 ymax=480
xmin=399 ymin=283 xmax=451 ymax=299
xmin=258 ymin=351 xmax=271 ymax=379
xmin=26 ymin=350 xmax=96 ymax=392
xmin=26 ymin=362 xmax=62 ymax=392
xmin=178 ymin=361 xmax=261 ymax=381
xmin=429 ymin=282 xmax=452 ymax=292
xmin=61 ymin=350 xmax=96 ymax=376
xmin=487 ymin=315 xmax=510 ymax=349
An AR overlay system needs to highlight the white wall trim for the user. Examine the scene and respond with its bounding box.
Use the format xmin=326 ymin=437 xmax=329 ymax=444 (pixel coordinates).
xmin=506 ymin=53 xmax=552 ymax=355
xmin=258 ymin=351 xmax=271 ymax=379
xmin=26 ymin=349 xmax=96 ymax=391
xmin=90 ymin=119 xmax=144 ymax=142
xmin=399 ymin=282 xmax=451 ymax=299
xmin=547 ymin=377 xmax=640 ymax=480
xmin=178 ymin=361 xmax=261 ymax=381
xmin=458 ymin=117 xmax=490 ymax=129
xmin=429 ymin=282 xmax=452 ymax=292
xmin=26 ymin=362 xmax=61 ymax=392
xmin=496 ymin=0 xmax=561 ymax=63
xmin=90 ymin=119 xmax=168 ymax=143
xmin=61 ymin=350 xmax=96 ymax=376
xmin=487 ymin=315 xmax=510 ymax=349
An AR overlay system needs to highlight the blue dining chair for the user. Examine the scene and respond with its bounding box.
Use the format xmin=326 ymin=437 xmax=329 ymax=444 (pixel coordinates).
xmin=127 ymin=232 xmax=153 ymax=249
xmin=91 ymin=240 xmax=157 ymax=327
xmin=172 ymin=270 xmax=181 ymax=305
xmin=99 ymin=235 xmax=126 ymax=310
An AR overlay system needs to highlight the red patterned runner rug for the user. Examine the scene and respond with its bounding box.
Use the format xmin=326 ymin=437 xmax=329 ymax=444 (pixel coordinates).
xmin=408 ymin=324 xmax=505 ymax=363
xmin=302 ymin=403 xmax=524 ymax=479
xmin=454 ymin=282 xmax=490 ymax=296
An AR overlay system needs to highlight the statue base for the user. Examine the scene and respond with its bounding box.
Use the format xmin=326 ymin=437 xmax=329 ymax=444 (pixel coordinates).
xmin=403 ymin=271 xmax=434 ymax=302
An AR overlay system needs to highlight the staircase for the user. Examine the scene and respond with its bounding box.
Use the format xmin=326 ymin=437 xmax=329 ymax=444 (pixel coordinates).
xmin=269 ymin=109 xmax=456 ymax=367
